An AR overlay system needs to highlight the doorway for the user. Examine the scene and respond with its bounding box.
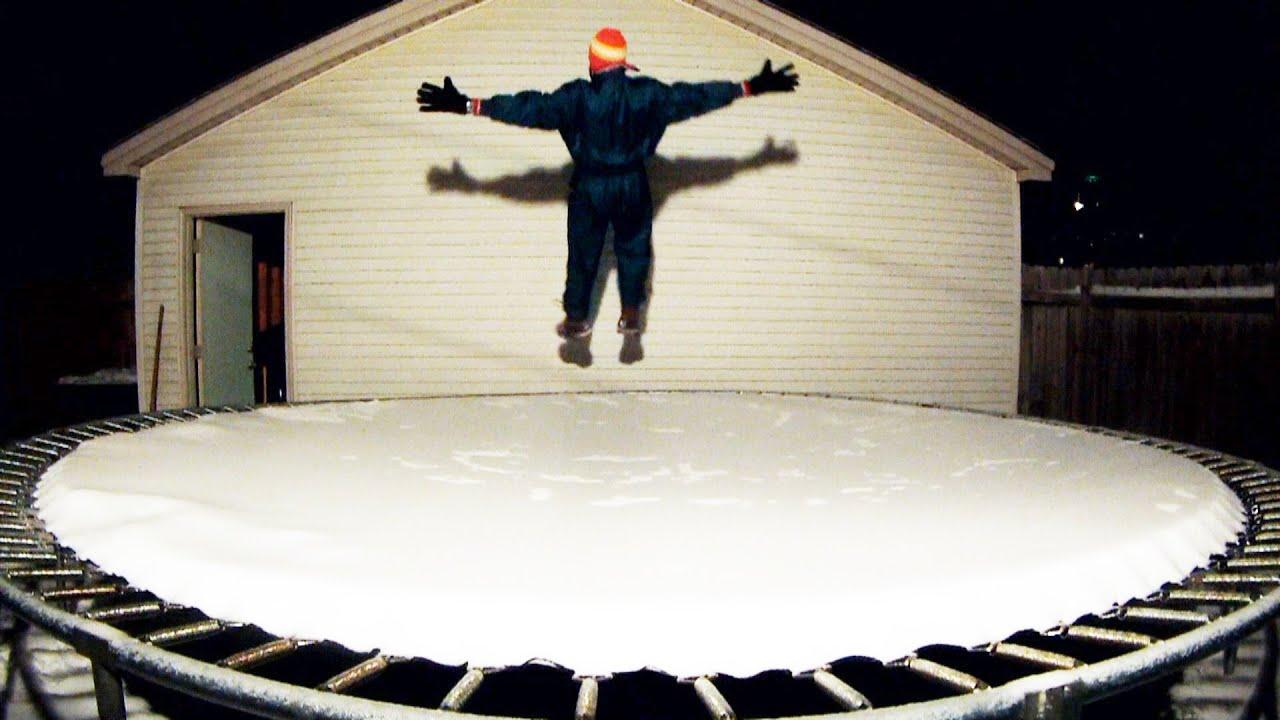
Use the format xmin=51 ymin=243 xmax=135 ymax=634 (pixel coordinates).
xmin=189 ymin=211 xmax=287 ymax=406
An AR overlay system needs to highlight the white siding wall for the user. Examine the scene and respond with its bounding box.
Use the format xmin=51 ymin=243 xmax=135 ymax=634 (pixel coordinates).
xmin=137 ymin=0 xmax=1021 ymax=413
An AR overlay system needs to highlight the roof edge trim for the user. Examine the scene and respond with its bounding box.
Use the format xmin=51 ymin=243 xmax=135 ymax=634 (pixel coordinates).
xmin=688 ymin=0 xmax=1053 ymax=181
xmin=101 ymin=0 xmax=486 ymax=177
xmin=102 ymin=0 xmax=1053 ymax=182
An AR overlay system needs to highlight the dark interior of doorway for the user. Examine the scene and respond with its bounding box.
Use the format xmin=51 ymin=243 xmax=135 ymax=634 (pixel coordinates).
xmin=203 ymin=213 xmax=286 ymax=404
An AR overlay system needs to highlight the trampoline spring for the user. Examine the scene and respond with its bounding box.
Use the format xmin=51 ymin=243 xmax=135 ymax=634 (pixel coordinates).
xmin=141 ymin=619 xmax=225 ymax=646
xmin=1252 ymin=501 xmax=1280 ymax=514
xmin=218 ymin=638 xmax=311 ymax=670
xmin=1165 ymin=588 xmax=1255 ymax=605
xmin=1254 ymin=532 xmax=1280 ymax=543
xmin=1204 ymin=459 xmax=1247 ymax=472
xmin=0 ymin=535 xmax=42 ymax=547
xmin=1117 ymin=606 xmax=1211 ymax=625
xmin=47 ymin=431 xmax=84 ymax=445
xmin=0 ymin=522 xmax=31 ymax=533
xmin=85 ymin=422 xmax=114 ymax=434
xmin=0 ymin=458 xmax=38 ymax=471
xmin=0 ymin=487 xmax=23 ymax=499
xmin=440 ymin=668 xmax=486 ymax=711
xmin=0 ymin=497 xmax=22 ymax=509
xmin=894 ymin=656 xmax=989 ymax=693
xmin=1243 ymin=544 xmax=1280 ymax=555
xmin=3 ymin=450 xmax=46 ymax=464
xmin=1061 ymin=625 xmax=1155 ymax=649
xmin=1239 ymin=476 xmax=1280 ymax=492
xmin=1226 ymin=557 xmax=1280 ymax=570
xmin=7 ymin=567 xmax=84 ymax=581
xmin=0 ymin=550 xmax=58 ymax=564
xmin=1251 ymin=491 xmax=1280 ymax=505
xmin=0 ymin=468 xmax=26 ymax=480
xmin=1221 ymin=467 xmax=1266 ymax=480
xmin=318 ymin=655 xmax=392 ymax=694
xmin=575 ymin=676 xmax=600 ymax=720
xmin=41 ymin=584 xmax=123 ymax=602
xmin=16 ymin=443 xmax=61 ymax=458
xmin=1200 ymin=571 xmax=1280 ymax=586
xmin=63 ymin=427 xmax=101 ymax=440
xmin=811 ymin=668 xmax=873 ymax=710
xmin=99 ymin=421 xmax=135 ymax=434
xmin=985 ymin=642 xmax=1083 ymax=670
xmin=84 ymin=600 xmax=169 ymax=622
xmin=692 ymin=676 xmax=736 ymax=720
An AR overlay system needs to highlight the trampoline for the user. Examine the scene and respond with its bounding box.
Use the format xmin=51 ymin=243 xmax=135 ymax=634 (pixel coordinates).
xmin=1 ymin=391 xmax=1278 ymax=720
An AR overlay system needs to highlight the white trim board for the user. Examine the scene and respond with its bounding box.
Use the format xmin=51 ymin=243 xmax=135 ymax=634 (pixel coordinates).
xmin=101 ymin=0 xmax=1052 ymax=181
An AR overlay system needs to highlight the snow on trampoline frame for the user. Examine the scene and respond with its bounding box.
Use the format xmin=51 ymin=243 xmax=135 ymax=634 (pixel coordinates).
xmin=0 ymin=393 xmax=1278 ymax=720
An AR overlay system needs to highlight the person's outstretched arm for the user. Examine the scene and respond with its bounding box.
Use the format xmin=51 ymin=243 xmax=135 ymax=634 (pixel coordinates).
xmin=661 ymin=59 xmax=799 ymax=125
xmin=417 ymin=77 xmax=576 ymax=130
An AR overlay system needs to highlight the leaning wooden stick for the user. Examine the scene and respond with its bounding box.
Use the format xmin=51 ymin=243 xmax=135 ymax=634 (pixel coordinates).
xmin=149 ymin=304 xmax=164 ymax=412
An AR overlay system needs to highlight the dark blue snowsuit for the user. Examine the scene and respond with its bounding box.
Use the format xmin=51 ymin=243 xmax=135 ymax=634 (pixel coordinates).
xmin=480 ymin=69 xmax=744 ymax=321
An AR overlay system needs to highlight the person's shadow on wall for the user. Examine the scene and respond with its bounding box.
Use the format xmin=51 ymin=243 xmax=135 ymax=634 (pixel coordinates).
xmin=426 ymin=137 xmax=799 ymax=366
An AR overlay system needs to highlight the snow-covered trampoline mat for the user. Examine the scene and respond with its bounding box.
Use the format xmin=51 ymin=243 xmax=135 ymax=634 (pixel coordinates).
xmin=35 ymin=393 xmax=1244 ymax=677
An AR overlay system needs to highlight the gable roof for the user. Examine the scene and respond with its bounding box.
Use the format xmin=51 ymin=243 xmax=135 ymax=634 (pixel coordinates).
xmin=101 ymin=0 xmax=1053 ymax=181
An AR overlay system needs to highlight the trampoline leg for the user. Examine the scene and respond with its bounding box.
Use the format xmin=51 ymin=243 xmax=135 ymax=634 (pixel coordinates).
xmin=1021 ymin=684 xmax=1081 ymax=720
xmin=91 ymin=661 xmax=126 ymax=720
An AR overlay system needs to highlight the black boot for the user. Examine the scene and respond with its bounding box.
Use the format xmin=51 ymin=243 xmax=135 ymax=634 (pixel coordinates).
xmin=617 ymin=306 xmax=642 ymax=335
xmin=557 ymin=316 xmax=593 ymax=339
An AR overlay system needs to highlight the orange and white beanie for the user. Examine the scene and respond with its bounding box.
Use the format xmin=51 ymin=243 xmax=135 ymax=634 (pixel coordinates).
xmin=589 ymin=28 xmax=639 ymax=74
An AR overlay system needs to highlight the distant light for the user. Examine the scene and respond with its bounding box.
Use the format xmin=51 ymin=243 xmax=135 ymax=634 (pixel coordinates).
xmin=1085 ymin=174 xmax=1101 ymax=184
xmin=1073 ymin=199 xmax=1085 ymax=212
xmin=1058 ymin=257 xmax=1065 ymax=265
xmin=1138 ymin=232 xmax=1145 ymax=239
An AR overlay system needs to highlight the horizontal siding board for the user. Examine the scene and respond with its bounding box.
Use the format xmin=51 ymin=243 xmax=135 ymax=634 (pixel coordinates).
xmin=144 ymin=162 xmax=1008 ymax=194
xmin=292 ymin=311 xmax=1013 ymax=326
xmin=136 ymin=0 xmax=1020 ymax=412
xmin=290 ymin=267 xmax=1017 ymax=287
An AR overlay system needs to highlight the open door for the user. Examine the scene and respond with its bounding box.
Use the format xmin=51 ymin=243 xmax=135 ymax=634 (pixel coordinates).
xmin=195 ymin=219 xmax=255 ymax=406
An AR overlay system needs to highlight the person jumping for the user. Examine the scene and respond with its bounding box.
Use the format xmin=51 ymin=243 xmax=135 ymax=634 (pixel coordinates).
xmin=417 ymin=28 xmax=798 ymax=339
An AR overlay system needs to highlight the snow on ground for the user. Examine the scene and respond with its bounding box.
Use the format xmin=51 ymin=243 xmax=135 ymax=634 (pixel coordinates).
xmin=36 ymin=393 xmax=1244 ymax=677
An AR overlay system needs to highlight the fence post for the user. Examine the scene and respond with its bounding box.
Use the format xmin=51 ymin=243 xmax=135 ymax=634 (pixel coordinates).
xmin=1074 ymin=264 xmax=1094 ymax=424
xmin=1272 ymin=262 xmax=1279 ymax=322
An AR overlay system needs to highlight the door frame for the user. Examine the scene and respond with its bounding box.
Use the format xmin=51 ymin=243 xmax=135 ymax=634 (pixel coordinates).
xmin=180 ymin=202 xmax=294 ymax=406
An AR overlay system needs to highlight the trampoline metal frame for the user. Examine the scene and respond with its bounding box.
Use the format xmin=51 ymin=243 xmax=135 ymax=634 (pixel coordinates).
xmin=0 ymin=397 xmax=1278 ymax=720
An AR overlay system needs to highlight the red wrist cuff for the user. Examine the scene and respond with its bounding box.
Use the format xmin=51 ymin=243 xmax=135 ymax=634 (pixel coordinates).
xmin=742 ymin=81 xmax=753 ymax=97
xmin=469 ymin=98 xmax=484 ymax=115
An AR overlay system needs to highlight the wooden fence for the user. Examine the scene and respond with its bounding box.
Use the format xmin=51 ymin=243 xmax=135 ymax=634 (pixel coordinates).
xmin=0 ymin=281 xmax=136 ymax=442
xmin=1020 ymin=263 xmax=1280 ymax=467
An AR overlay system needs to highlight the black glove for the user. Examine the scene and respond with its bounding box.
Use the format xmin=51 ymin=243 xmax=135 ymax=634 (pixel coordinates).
xmin=746 ymin=60 xmax=799 ymax=95
xmin=417 ymin=76 xmax=469 ymax=114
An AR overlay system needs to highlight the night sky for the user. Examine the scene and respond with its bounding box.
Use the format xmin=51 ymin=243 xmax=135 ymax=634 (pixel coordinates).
xmin=0 ymin=1 xmax=1275 ymax=288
